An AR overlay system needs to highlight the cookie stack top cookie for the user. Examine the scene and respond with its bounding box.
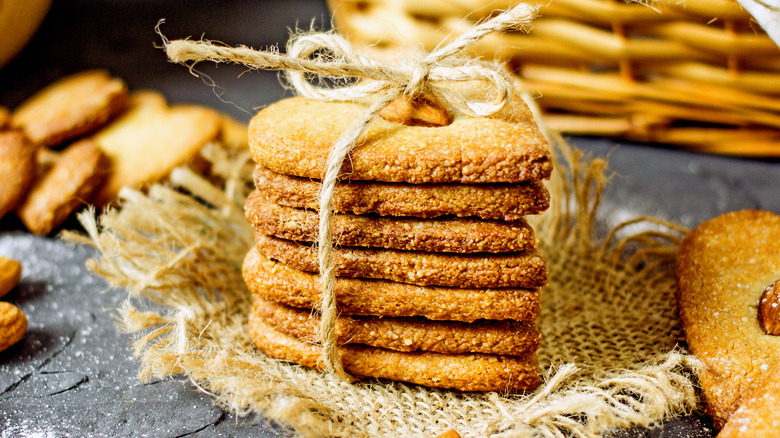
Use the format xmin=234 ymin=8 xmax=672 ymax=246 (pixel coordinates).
xmin=249 ymin=94 xmax=552 ymax=184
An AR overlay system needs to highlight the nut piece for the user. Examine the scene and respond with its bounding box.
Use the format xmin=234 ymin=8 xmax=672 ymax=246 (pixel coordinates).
xmin=379 ymin=93 xmax=453 ymax=127
xmin=758 ymin=280 xmax=780 ymax=336
xmin=0 ymin=256 xmax=22 ymax=298
xmin=0 ymin=302 xmax=27 ymax=352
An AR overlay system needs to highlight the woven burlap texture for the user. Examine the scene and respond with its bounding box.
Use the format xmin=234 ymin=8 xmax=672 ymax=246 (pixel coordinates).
xmin=66 ymin=131 xmax=702 ymax=437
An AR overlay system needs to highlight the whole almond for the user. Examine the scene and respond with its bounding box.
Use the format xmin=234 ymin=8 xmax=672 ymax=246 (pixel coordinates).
xmin=758 ymin=280 xmax=780 ymax=336
xmin=0 ymin=256 xmax=22 ymax=298
xmin=0 ymin=302 xmax=27 ymax=352
xmin=379 ymin=93 xmax=453 ymax=127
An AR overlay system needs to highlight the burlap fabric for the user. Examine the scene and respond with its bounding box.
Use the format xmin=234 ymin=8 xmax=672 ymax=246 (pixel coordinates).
xmin=65 ymin=129 xmax=702 ymax=436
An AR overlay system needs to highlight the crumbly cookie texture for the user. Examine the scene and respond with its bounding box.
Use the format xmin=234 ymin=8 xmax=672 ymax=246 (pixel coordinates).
xmin=254 ymin=297 xmax=541 ymax=356
xmin=254 ymin=166 xmax=550 ymax=221
xmin=17 ymin=139 xmax=109 ymax=235
xmin=0 ymin=131 xmax=37 ymax=220
xmin=249 ymin=313 xmax=541 ymax=392
xmin=249 ymin=96 xmax=551 ymax=184
xmin=243 ymin=247 xmax=540 ymax=323
xmin=255 ymin=233 xmax=547 ymax=289
xmin=718 ymin=363 xmax=780 ymax=437
xmin=245 ymin=190 xmax=537 ymax=253
xmin=676 ymin=209 xmax=780 ymax=429
xmin=11 ymin=70 xmax=128 ymax=147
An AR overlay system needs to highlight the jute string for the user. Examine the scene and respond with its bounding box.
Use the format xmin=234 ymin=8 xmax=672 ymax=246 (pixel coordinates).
xmin=161 ymin=3 xmax=537 ymax=380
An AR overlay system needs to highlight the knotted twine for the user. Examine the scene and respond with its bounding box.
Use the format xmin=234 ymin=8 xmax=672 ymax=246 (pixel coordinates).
xmin=162 ymin=4 xmax=537 ymax=380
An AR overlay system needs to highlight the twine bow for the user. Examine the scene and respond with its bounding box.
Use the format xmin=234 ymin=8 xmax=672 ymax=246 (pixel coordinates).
xmin=163 ymin=3 xmax=537 ymax=381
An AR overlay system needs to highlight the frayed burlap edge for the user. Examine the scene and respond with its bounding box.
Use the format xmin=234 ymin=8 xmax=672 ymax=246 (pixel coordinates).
xmin=64 ymin=131 xmax=704 ymax=437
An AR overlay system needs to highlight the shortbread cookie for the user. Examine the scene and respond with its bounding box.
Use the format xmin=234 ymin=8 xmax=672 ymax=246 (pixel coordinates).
xmin=676 ymin=209 xmax=780 ymax=428
xmin=217 ymin=114 xmax=249 ymax=150
xmin=0 ymin=131 xmax=37 ymax=220
xmin=249 ymin=316 xmax=541 ymax=392
xmin=92 ymin=91 xmax=221 ymax=205
xmin=249 ymin=96 xmax=551 ymax=184
xmin=255 ymin=166 xmax=549 ymax=221
xmin=254 ymin=297 xmax=540 ymax=356
xmin=245 ymin=191 xmax=537 ymax=253
xmin=244 ymin=248 xmax=540 ymax=323
xmin=0 ymin=256 xmax=22 ymax=298
xmin=718 ymin=363 xmax=780 ymax=437
xmin=255 ymin=233 xmax=547 ymax=288
xmin=17 ymin=139 xmax=109 ymax=235
xmin=11 ymin=70 xmax=128 ymax=147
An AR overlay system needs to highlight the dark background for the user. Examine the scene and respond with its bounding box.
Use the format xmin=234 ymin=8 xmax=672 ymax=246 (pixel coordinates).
xmin=1 ymin=0 xmax=778 ymax=436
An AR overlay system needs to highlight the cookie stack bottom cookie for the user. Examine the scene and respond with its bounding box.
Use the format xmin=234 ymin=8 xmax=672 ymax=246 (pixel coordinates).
xmin=243 ymin=166 xmax=550 ymax=391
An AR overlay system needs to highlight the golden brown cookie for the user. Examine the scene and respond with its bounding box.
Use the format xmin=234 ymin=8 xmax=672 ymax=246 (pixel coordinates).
xmin=676 ymin=209 xmax=780 ymax=428
xmin=11 ymin=70 xmax=128 ymax=147
xmin=249 ymin=95 xmax=551 ymax=184
xmin=254 ymin=297 xmax=540 ymax=356
xmin=718 ymin=363 xmax=780 ymax=437
xmin=0 ymin=302 xmax=26 ymax=353
xmin=92 ymin=91 xmax=221 ymax=205
xmin=0 ymin=131 xmax=37 ymax=220
xmin=243 ymin=247 xmax=540 ymax=323
xmin=17 ymin=139 xmax=109 ymax=235
xmin=245 ymin=190 xmax=537 ymax=253
xmin=255 ymin=166 xmax=550 ymax=221
xmin=255 ymin=233 xmax=547 ymax=289
xmin=249 ymin=315 xmax=541 ymax=392
xmin=217 ymin=113 xmax=249 ymax=150
xmin=0 ymin=256 xmax=22 ymax=298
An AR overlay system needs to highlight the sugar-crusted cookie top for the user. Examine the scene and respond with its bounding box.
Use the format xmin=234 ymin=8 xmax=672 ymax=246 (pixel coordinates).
xmin=249 ymin=95 xmax=551 ymax=183
xmin=676 ymin=209 xmax=780 ymax=428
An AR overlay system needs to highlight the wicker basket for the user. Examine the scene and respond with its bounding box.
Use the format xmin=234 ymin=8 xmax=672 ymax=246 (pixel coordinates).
xmin=329 ymin=0 xmax=780 ymax=156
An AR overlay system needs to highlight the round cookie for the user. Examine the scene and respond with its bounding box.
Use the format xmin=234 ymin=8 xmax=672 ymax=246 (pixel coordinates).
xmin=243 ymin=247 xmax=541 ymax=323
xmin=249 ymin=95 xmax=551 ymax=184
xmin=11 ymin=70 xmax=128 ymax=147
xmin=245 ymin=190 xmax=538 ymax=253
xmin=255 ymin=166 xmax=550 ymax=221
xmin=254 ymin=297 xmax=541 ymax=356
xmin=0 ymin=131 xmax=37 ymax=220
xmin=255 ymin=233 xmax=548 ymax=289
xmin=249 ymin=313 xmax=541 ymax=392
xmin=676 ymin=209 xmax=780 ymax=429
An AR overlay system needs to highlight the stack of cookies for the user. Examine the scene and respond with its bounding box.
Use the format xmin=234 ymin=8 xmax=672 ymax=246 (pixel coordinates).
xmin=243 ymin=92 xmax=552 ymax=391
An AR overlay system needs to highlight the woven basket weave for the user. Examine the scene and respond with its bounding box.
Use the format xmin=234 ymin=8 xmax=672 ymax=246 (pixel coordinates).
xmin=329 ymin=0 xmax=780 ymax=156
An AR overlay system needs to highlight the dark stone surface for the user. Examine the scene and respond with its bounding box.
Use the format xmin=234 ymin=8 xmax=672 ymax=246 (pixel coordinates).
xmin=1 ymin=0 xmax=778 ymax=436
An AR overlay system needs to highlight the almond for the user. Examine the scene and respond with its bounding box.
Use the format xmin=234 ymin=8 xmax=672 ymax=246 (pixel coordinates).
xmin=758 ymin=279 xmax=780 ymax=336
xmin=0 ymin=256 xmax=22 ymax=298
xmin=379 ymin=93 xmax=453 ymax=127
xmin=0 ymin=301 xmax=27 ymax=352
